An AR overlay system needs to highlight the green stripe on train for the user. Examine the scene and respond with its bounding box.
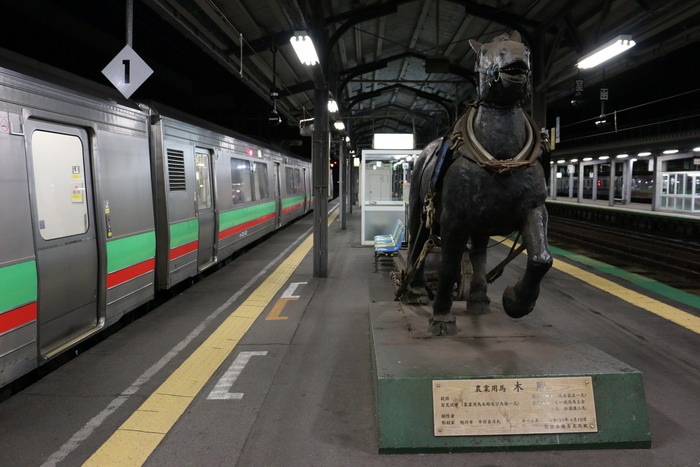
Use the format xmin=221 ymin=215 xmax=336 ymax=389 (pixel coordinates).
xmin=106 ymin=231 xmax=156 ymax=273
xmin=0 ymin=260 xmax=37 ymax=312
xmin=219 ymin=201 xmax=276 ymax=231
xmin=170 ymin=219 xmax=198 ymax=249
xmin=282 ymin=194 xmax=305 ymax=209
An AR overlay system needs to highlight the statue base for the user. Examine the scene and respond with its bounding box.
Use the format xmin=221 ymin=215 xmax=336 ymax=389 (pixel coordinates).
xmin=369 ymin=301 xmax=651 ymax=453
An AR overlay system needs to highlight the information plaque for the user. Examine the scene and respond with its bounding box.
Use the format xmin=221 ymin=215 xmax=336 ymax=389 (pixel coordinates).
xmin=433 ymin=377 xmax=597 ymax=436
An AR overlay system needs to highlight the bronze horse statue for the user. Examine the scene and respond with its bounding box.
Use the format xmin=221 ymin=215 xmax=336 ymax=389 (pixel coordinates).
xmin=402 ymin=31 xmax=552 ymax=335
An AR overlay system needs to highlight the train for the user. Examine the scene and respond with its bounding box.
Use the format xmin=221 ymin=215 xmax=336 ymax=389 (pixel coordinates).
xmin=555 ymin=172 xmax=653 ymax=202
xmin=0 ymin=51 xmax=315 ymax=389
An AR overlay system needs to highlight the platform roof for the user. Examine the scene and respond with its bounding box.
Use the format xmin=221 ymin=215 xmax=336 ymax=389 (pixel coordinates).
xmin=3 ymin=0 xmax=700 ymax=153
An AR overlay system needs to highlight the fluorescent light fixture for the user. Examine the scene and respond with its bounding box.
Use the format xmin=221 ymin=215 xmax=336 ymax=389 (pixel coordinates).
xmin=333 ymin=121 xmax=345 ymax=131
xmin=693 ymin=146 xmax=700 ymax=152
xmin=556 ymin=159 xmax=566 ymax=164
xmin=616 ymin=154 xmax=628 ymax=159
xmin=345 ymin=136 xmax=350 ymax=142
xmin=570 ymin=158 xmax=579 ymax=163
xmin=372 ymin=133 xmax=414 ymax=149
xmin=328 ymin=99 xmax=338 ymax=113
xmin=290 ymin=33 xmax=319 ymax=66
xmin=663 ymin=149 xmax=678 ymax=154
xmin=637 ymin=151 xmax=652 ymax=157
xmin=583 ymin=157 xmax=593 ymax=161
xmin=599 ymin=156 xmax=609 ymax=160
xmin=577 ymin=35 xmax=635 ymax=69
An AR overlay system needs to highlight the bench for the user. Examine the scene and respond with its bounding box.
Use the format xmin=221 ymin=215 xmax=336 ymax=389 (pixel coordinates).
xmin=374 ymin=220 xmax=405 ymax=272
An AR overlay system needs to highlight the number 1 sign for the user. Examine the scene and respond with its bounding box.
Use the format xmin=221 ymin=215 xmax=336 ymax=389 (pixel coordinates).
xmin=102 ymin=44 xmax=153 ymax=99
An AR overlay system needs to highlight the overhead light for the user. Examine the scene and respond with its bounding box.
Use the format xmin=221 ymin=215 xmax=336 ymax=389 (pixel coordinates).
xmin=345 ymin=136 xmax=350 ymax=142
xmin=334 ymin=121 xmax=345 ymax=131
xmin=583 ymin=157 xmax=593 ymax=161
xmin=556 ymin=159 xmax=566 ymax=164
xmin=616 ymin=154 xmax=628 ymax=159
xmin=599 ymin=156 xmax=609 ymax=160
xmin=290 ymin=33 xmax=319 ymax=66
xmin=577 ymin=35 xmax=635 ymax=69
xmin=328 ymin=99 xmax=338 ymax=113
xmin=637 ymin=151 xmax=652 ymax=157
xmin=663 ymin=149 xmax=678 ymax=154
xmin=570 ymin=158 xmax=579 ymax=163
xmin=693 ymin=147 xmax=700 ymax=152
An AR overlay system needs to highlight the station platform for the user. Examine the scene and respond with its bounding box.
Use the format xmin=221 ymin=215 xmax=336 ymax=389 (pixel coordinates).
xmin=547 ymin=197 xmax=700 ymax=219
xmin=1 ymin=203 xmax=699 ymax=466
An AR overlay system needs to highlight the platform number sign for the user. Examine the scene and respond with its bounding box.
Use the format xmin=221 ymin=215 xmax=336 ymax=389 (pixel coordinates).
xmin=101 ymin=45 xmax=153 ymax=99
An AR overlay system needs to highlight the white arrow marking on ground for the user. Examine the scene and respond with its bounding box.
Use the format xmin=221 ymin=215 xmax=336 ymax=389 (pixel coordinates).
xmin=207 ymin=351 xmax=268 ymax=400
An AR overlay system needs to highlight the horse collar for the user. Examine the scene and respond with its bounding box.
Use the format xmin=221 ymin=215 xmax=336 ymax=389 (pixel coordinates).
xmin=450 ymin=106 xmax=542 ymax=174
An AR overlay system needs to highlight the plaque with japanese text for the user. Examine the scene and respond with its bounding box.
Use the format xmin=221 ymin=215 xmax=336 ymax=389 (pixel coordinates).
xmin=432 ymin=377 xmax=597 ymax=436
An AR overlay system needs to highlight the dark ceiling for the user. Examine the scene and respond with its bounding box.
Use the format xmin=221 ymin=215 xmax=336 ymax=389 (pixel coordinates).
xmin=1 ymin=0 xmax=699 ymax=158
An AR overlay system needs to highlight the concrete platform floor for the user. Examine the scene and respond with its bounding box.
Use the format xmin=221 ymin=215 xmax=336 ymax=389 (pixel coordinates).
xmin=0 ymin=204 xmax=699 ymax=466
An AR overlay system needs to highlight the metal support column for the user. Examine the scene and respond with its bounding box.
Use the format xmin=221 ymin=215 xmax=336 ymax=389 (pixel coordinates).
xmin=624 ymin=159 xmax=633 ymax=204
xmin=577 ymin=163 xmax=583 ymax=202
xmin=609 ymin=160 xmax=616 ymax=206
xmin=592 ymin=164 xmax=598 ymax=200
xmin=313 ymin=85 xmax=329 ymax=277
xmin=339 ymin=137 xmax=346 ymax=229
xmin=348 ymin=156 xmax=354 ymax=214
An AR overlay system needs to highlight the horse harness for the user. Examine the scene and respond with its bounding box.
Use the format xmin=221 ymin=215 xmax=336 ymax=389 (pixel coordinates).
xmin=395 ymin=106 xmax=549 ymax=300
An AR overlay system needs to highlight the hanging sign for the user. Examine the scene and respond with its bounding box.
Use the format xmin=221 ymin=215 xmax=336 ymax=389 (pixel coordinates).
xmin=102 ymin=45 xmax=153 ymax=99
xmin=600 ymin=88 xmax=609 ymax=101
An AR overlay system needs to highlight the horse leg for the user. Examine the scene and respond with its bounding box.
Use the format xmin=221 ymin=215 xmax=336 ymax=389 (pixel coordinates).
xmin=429 ymin=220 xmax=464 ymax=335
xmin=467 ymin=234 xmax=491 ymax=315
xmin=405 ymin=221 xmax=430 ymax=304
xmin=502 ymin=205 xmax=553 ymax=318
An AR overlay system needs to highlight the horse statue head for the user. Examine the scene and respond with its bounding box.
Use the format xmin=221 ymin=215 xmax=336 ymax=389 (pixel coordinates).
xmin=469 ymin=31 xmax=531 ymax=107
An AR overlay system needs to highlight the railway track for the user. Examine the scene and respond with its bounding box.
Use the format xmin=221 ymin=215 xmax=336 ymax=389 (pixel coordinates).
xmin=547 ymin=216 xmax=700 ymax=289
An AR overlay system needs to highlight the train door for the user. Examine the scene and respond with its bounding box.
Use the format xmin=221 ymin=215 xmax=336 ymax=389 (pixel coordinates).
xmin=273 ymin=162 xmax=282 ymax=227
xmin=194 ymin=148 xmax=216 ymax=271
xmin=302 ymin=167 xmax=309 ymax=212
xmin=25 ymin=121 xmax=99 ymax=357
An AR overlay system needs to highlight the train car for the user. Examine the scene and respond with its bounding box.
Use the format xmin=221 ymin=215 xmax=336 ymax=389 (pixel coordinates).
xmin=0 ymin=51 xmax=311 ymax=389
xmin=555 ymin=165 xmax=653 ymax=203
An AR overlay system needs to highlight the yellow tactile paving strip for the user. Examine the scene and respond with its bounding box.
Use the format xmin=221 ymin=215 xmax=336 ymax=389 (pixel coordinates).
xmin=84 ymin=211 xmax=337 ymax=466
xmin=496 ymin=236 xmax=700 ymax=335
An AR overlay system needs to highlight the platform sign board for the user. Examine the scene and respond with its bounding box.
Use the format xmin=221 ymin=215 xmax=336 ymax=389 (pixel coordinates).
xmin=102 ymin=45 xmax=153 ymax=99
xmin=433 ymin=376 xmax=597 ymax=436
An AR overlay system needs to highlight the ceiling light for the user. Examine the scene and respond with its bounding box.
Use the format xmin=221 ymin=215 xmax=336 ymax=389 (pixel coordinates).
xmin=663 ymin=149 xmax=678 ymax=155
xmin=599 ymin=156 xmax=609 ymax=160
xmin=328 ymin=99 xmax=338 ymax=113
xmin=577 ymin=35 xmax=635 ymax=69
xmin=570 ymin=158 xmax=579 ymax=163
xmin=616 ymin=154 xmax=628 ymax=159
xmin=556 ymin=159 xmax=566 ymax=164
xmin=290 ymin=33 xmax=319 ymax=66
xmin=583 ymin=157 xmax=593 ymax=161
xmin=693 ymin=147 xmax=700 ymax=152
xmin=334 ymin=121 xmax=345 ymax=131
xmin=637 ymin=151 xmax=651 ymax=157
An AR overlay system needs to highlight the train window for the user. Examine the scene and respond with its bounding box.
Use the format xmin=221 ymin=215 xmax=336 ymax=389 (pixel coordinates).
xmin=285 ymin=167 xmax=301 ymax=194
xmin=253 ymin=162 xmax=269 ymax=200
xmin=231 ymin=158 xmax=253 ymax=204
xmin=195 ymin=150 xmax=212 ymax=209
xmin=31 ymin=130 xmax=89 ymax=240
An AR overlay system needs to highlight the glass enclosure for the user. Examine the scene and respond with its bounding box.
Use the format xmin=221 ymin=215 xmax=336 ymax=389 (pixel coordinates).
xmin=360 ymin=149 xmax=421 ymax=245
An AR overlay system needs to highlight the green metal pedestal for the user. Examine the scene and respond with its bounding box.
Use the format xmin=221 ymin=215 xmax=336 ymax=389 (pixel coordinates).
xmin=370 ymin=301 xmax=651 ymax=453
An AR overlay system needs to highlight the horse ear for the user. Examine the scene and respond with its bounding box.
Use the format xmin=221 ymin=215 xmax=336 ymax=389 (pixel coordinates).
xmin=510 ymin=30 xmax=522 ymax=42
xmin=469 ymin=39 xmax=482 ymax=53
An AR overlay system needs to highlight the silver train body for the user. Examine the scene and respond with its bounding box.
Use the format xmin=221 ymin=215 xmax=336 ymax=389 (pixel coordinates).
xmin=0 ymin=56 xmax=312 ymax=388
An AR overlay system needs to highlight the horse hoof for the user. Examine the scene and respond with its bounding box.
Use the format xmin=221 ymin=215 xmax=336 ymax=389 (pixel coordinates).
xmin=428 ymin=315 xmax=457 ymax=336
xmin=467 ymin=297 xmax=490 ymax=315
xmin=502 ymin=285 xmax=535 ymax=319
xmin=405 ymin=288 xmax=430 ymax=305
